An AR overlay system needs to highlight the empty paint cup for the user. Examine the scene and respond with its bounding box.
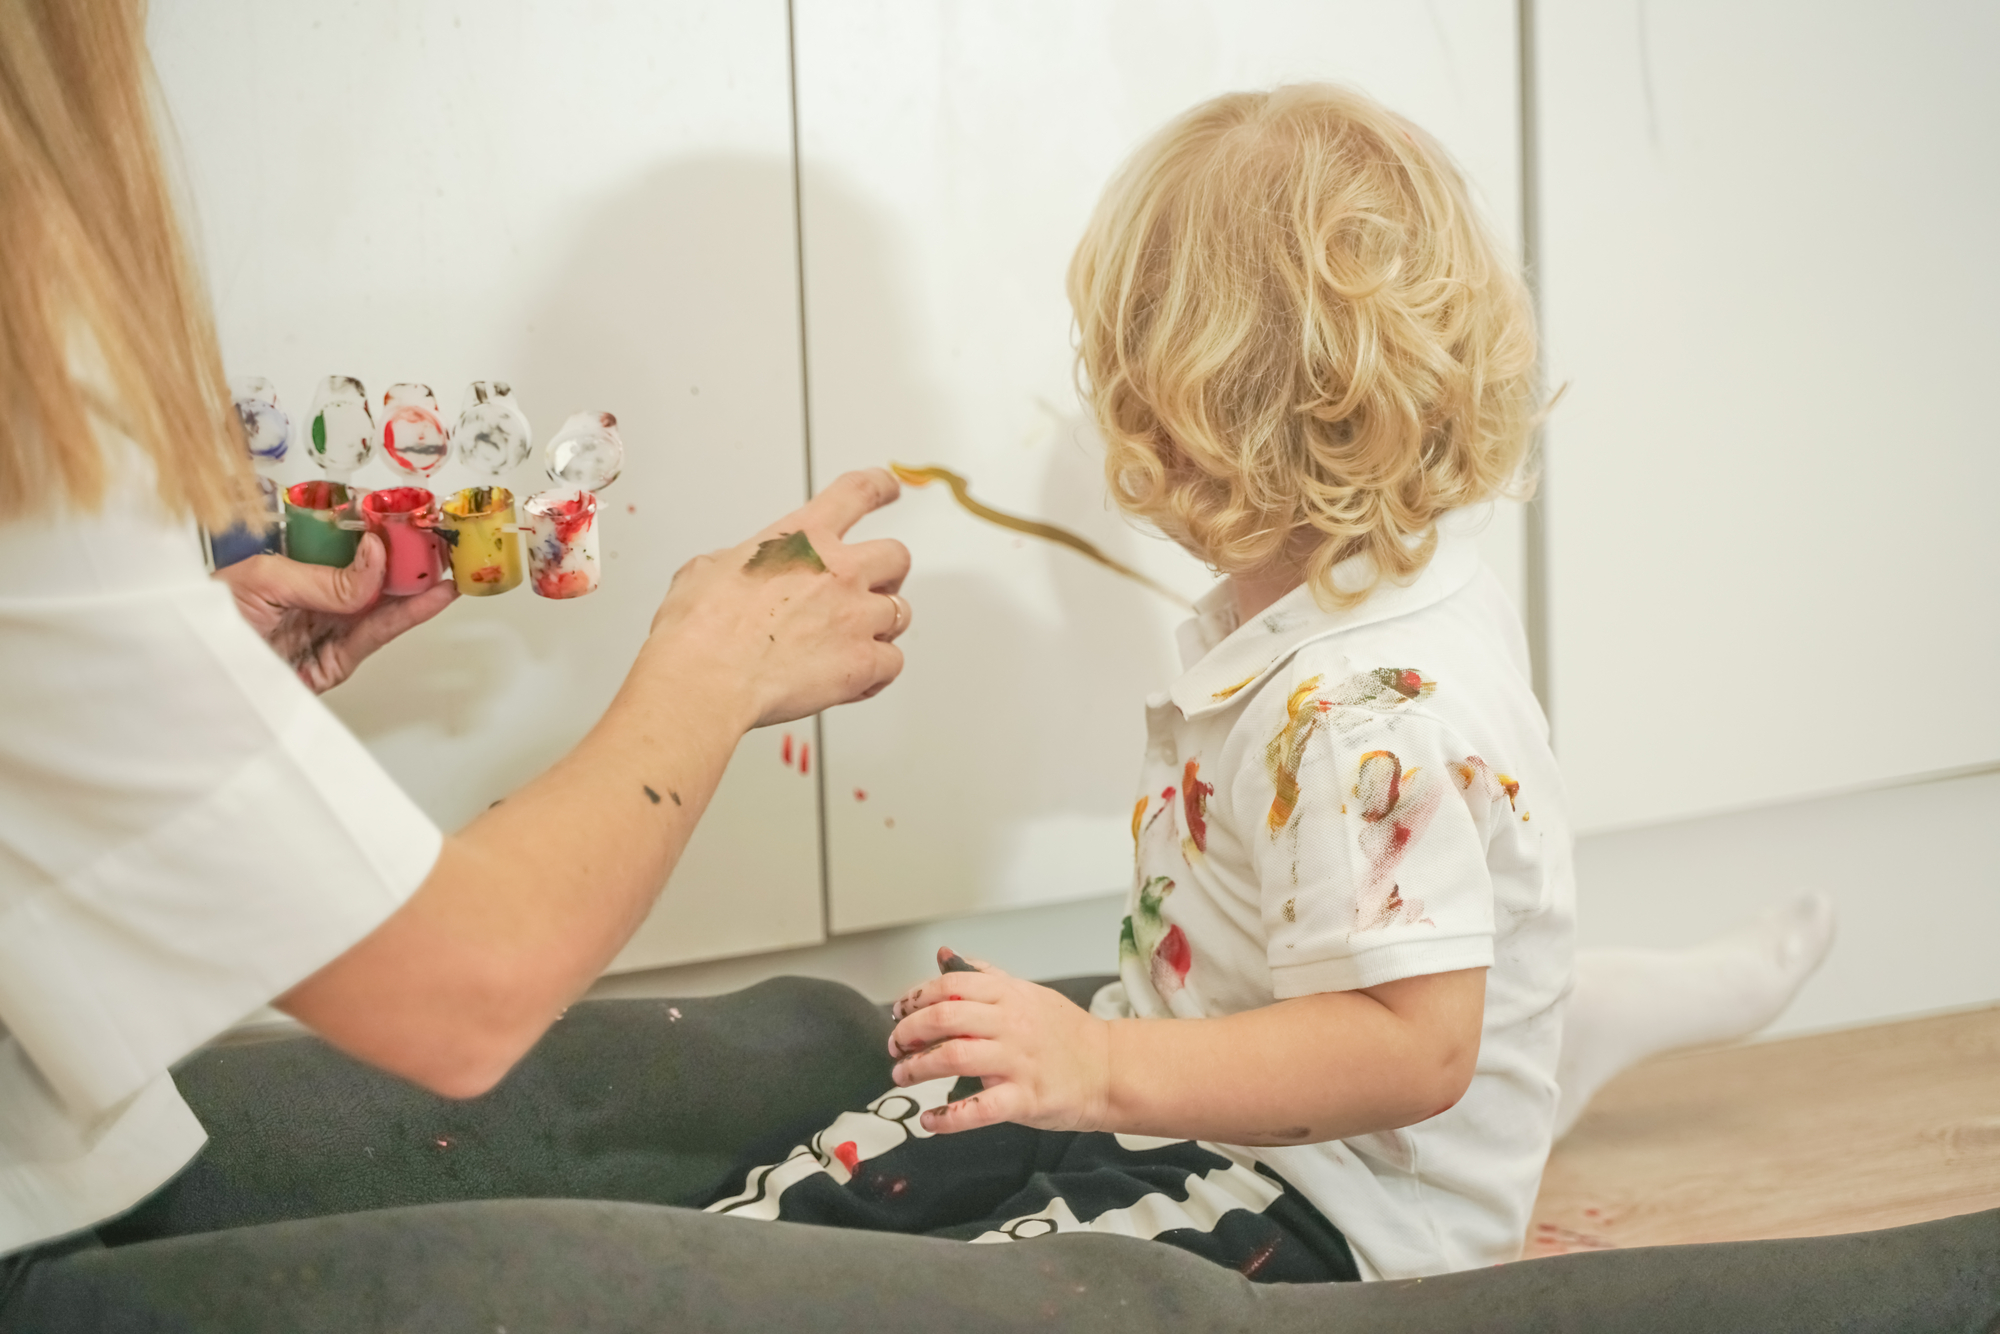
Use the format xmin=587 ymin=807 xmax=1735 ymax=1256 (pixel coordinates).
xmin=522 ymin=486 xmax=600 ymax=599
xmin=439 ymin=485 xmax=524 ymax=596
xmin=361 ymin=486 xmax=447 ymax=596
xmin=283 ymin=480 xmax=362 ymax=568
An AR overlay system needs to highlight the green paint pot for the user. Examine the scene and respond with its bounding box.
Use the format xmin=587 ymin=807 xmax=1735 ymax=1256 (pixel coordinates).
xmin=284 ymin=480 xmax=362 ymax=568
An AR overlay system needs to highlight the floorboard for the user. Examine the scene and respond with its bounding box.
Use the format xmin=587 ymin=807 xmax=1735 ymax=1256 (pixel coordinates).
xmin=1527 ymin=1004 xmax=2000 ymax=1257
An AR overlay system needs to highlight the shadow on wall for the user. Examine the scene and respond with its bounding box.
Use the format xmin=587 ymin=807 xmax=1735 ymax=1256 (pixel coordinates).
xmin=329 ymin=154 xmax=814 ymax=831
xmin=803 ymin=161 xmax=1206 ymax=920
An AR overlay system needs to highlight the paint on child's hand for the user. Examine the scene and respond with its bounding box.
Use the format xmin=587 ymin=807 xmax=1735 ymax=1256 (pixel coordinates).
xmin=743 ymin=530 xmax=827 ymax=575
xmin=938 ymin=948 xmax=979 ymax=974
xmin=545 ymin=411 xmax=624 ymax=490
xmin=890 ymin=462 xmax=1195 ymax=609
xmin=1180 ymin=758 xmax=1214 ymax=857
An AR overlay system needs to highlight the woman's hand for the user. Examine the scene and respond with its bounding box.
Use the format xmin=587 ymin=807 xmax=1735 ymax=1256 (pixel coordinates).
xmin=215 ymin=534 xmax=457 ymax=693
xmin=643 ymin=468 xmax=913 ymax=730
xmin=886 ymin=950 xmax=1113 ymax=1135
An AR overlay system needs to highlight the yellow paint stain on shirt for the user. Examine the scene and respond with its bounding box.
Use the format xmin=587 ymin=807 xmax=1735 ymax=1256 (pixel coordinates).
xmin=1212 ymin=673 xmax=1260 ymax=701
xmin=1264 ymin=676 xmax=1326 ymax=834
xmin=1132 ymin=796 xmax=1147 ymax=843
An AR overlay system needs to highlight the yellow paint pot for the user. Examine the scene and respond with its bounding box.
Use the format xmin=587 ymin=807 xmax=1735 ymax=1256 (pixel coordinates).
xmin=440 ymin=486 xmax=524 ymax=596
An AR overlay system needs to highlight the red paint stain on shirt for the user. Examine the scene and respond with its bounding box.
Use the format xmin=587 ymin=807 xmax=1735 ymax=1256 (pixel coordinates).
xmin=1181 ymin=759 xmax=1214 ymax=852
xmin=1151 ymin=923 xmax=1192 ymax=994
xmin=832 ymin=1141 xmax=860 ymax=1173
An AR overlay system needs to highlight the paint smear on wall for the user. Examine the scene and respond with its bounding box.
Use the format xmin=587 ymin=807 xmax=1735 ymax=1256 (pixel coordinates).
xmin=890 ymin=462 xmax=1194 ymax=609
xmin=545 ymin=411 xmax=624 ymax=491
xmin=379 ymin=383 xmax=451 ymax=477
xmin=452 ymin=380 xmax=534 ymax=475
xmin=308 ymin=375 xmax=374 ymax=475
xmin=230 ymin=377 xmax=290 ymax=464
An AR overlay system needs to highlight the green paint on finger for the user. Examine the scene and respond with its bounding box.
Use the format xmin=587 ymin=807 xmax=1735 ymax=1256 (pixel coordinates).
xmin=743 ymin=530 xmax=827 ymax=575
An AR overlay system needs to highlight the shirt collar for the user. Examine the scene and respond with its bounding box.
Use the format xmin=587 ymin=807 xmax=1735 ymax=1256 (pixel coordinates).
xmin=1169 ymin=521 xmax=1484 ymax=720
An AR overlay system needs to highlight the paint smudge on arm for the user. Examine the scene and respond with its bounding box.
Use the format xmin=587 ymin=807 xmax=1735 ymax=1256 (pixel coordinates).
xmin=743 ymin=530 xmax=828 ymax=575
xmin=890 ymin=462 xmax=1194 ymax=609
xmin=643 ymin=785 xmax=661 ymax=804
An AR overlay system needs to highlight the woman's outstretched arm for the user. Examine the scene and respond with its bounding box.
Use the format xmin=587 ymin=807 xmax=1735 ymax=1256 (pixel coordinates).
xmin=278 ymin=470 xmax=911 ymax=1098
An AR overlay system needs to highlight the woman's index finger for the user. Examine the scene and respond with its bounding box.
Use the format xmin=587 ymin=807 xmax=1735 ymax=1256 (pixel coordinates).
xmin=791 ymin=469 xmax=901 ymax=540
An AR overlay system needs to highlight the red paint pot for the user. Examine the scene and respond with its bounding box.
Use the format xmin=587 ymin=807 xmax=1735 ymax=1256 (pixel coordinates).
xmin=360 ymin=486 xmax=446 ymax=596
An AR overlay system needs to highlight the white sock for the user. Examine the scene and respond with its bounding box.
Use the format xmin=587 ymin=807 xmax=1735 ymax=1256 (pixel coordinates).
xmin=1552 ymin=892 xmax=1837 ymax=1142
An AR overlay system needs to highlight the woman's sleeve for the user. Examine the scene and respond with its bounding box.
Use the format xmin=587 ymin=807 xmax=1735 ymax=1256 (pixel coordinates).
xmin=0 ymin=571 xmax=441 ymax=1124
xmin=1251 ymin=702 xmax=1501 ymax=998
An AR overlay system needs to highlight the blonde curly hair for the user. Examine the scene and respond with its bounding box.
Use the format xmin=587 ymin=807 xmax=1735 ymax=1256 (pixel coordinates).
xmin=1068 ymin=83 xmax=1541 ymax=605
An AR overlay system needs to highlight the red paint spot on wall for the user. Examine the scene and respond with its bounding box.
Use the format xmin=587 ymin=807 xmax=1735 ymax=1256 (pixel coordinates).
xmin=799 ymin=742 xmax=811 ymax=775
xmin=782 ymin=734 xmax=794 ymax=764
xmin=854 ymin=788 xmax=868 ymax=801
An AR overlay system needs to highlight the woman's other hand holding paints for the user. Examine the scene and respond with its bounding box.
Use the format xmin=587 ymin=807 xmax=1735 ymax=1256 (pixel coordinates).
xmin=215 ymin=533 xmax=458 ymax=693
xmin=644 ymin=468 xmax=912 ymax=730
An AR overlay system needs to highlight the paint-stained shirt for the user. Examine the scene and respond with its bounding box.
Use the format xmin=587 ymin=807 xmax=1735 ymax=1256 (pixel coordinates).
xmin=0 ymin=445 xmax=441 ymax=1258
xmin=1092 ymin=517 xmax=1575 ymax=1281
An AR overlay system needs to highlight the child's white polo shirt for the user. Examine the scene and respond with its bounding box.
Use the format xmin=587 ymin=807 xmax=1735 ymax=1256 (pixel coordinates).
xmin=1091 ymin=521 xmax=1576 ymax=1280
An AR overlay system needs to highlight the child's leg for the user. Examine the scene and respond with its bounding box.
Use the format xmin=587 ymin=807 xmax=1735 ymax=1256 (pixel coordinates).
xmin=1556 ymin=893 xmax=1836 ymax=1140
xmin=703 ymin=1079 xmax=1356 ymax=1284
xmin=930 ymin=1134 xmax=1358 ymax=1284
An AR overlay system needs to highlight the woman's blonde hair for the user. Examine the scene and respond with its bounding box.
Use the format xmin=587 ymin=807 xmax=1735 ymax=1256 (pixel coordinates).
xmin=0 ymin=0 xmax=253 ymax=526
xmin=1068 ymin=84 xmax=1540 ymax=605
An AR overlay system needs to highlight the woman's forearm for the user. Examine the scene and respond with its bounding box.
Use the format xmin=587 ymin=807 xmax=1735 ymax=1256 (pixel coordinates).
xmin=1098 ymin=970 xmax=1486 ymax=1146
xmin=279 ymin=637 xmax=757 ymax=1098
xmin=279 ymin=470 xmax=912 ymax=1098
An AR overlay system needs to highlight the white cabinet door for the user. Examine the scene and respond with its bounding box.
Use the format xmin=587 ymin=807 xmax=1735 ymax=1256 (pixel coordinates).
xmin=1537 ymin=1 xmax=2000 ymax=833
xmin=795 ymin=1 xmax=1526 ymax=933
xmin=150 ymin=0 xmax=824 ymax=969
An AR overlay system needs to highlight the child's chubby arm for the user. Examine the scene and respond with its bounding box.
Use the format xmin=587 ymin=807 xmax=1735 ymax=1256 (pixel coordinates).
xmin=887 ymin=950 xmax=1486 ymax=1142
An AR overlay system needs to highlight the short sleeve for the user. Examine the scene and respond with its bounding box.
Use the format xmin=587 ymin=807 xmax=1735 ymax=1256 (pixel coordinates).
xmin=0 ymin=513 xmax=441 ymax=1124
xmin=1254 ymin=683 xmax=1497 ymax=998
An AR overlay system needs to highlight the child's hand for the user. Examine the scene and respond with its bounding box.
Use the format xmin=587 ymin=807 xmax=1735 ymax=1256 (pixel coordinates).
xmin=886 ymin=949 xmax=1113 ymax=1135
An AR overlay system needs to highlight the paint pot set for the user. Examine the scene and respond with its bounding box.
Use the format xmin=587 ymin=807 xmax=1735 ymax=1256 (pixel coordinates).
xmin=204 ymin=376 xmax=625 ymax=602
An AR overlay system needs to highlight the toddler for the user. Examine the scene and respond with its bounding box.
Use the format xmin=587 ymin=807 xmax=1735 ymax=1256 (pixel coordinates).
xmin=709 ymin=83 xmax=1567 ymax=1282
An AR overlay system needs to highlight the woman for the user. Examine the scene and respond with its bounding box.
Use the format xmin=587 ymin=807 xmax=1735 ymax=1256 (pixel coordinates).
xmin=0 ymin=0 xmax=914 ymax=1306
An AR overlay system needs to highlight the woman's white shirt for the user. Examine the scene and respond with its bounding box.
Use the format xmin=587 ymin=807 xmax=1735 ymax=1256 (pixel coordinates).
xmin=0 ymin=472 xmax=442 ymax=1257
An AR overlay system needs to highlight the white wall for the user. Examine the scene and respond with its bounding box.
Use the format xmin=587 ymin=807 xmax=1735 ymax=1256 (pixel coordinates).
xmin=1536 ymin=0 xmax=2000 ymax=833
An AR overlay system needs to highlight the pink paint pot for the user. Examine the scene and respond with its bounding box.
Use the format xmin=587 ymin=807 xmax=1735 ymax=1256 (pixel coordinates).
xmin=522 ymin=486 xmax=601 ymax=599
xmin=360 ymin=486 xmax=447 ymax=596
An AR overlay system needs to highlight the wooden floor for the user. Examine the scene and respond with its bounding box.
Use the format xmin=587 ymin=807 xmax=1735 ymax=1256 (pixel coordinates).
xmin=1527 ymin=1004 xmax=2000 ymax=1258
